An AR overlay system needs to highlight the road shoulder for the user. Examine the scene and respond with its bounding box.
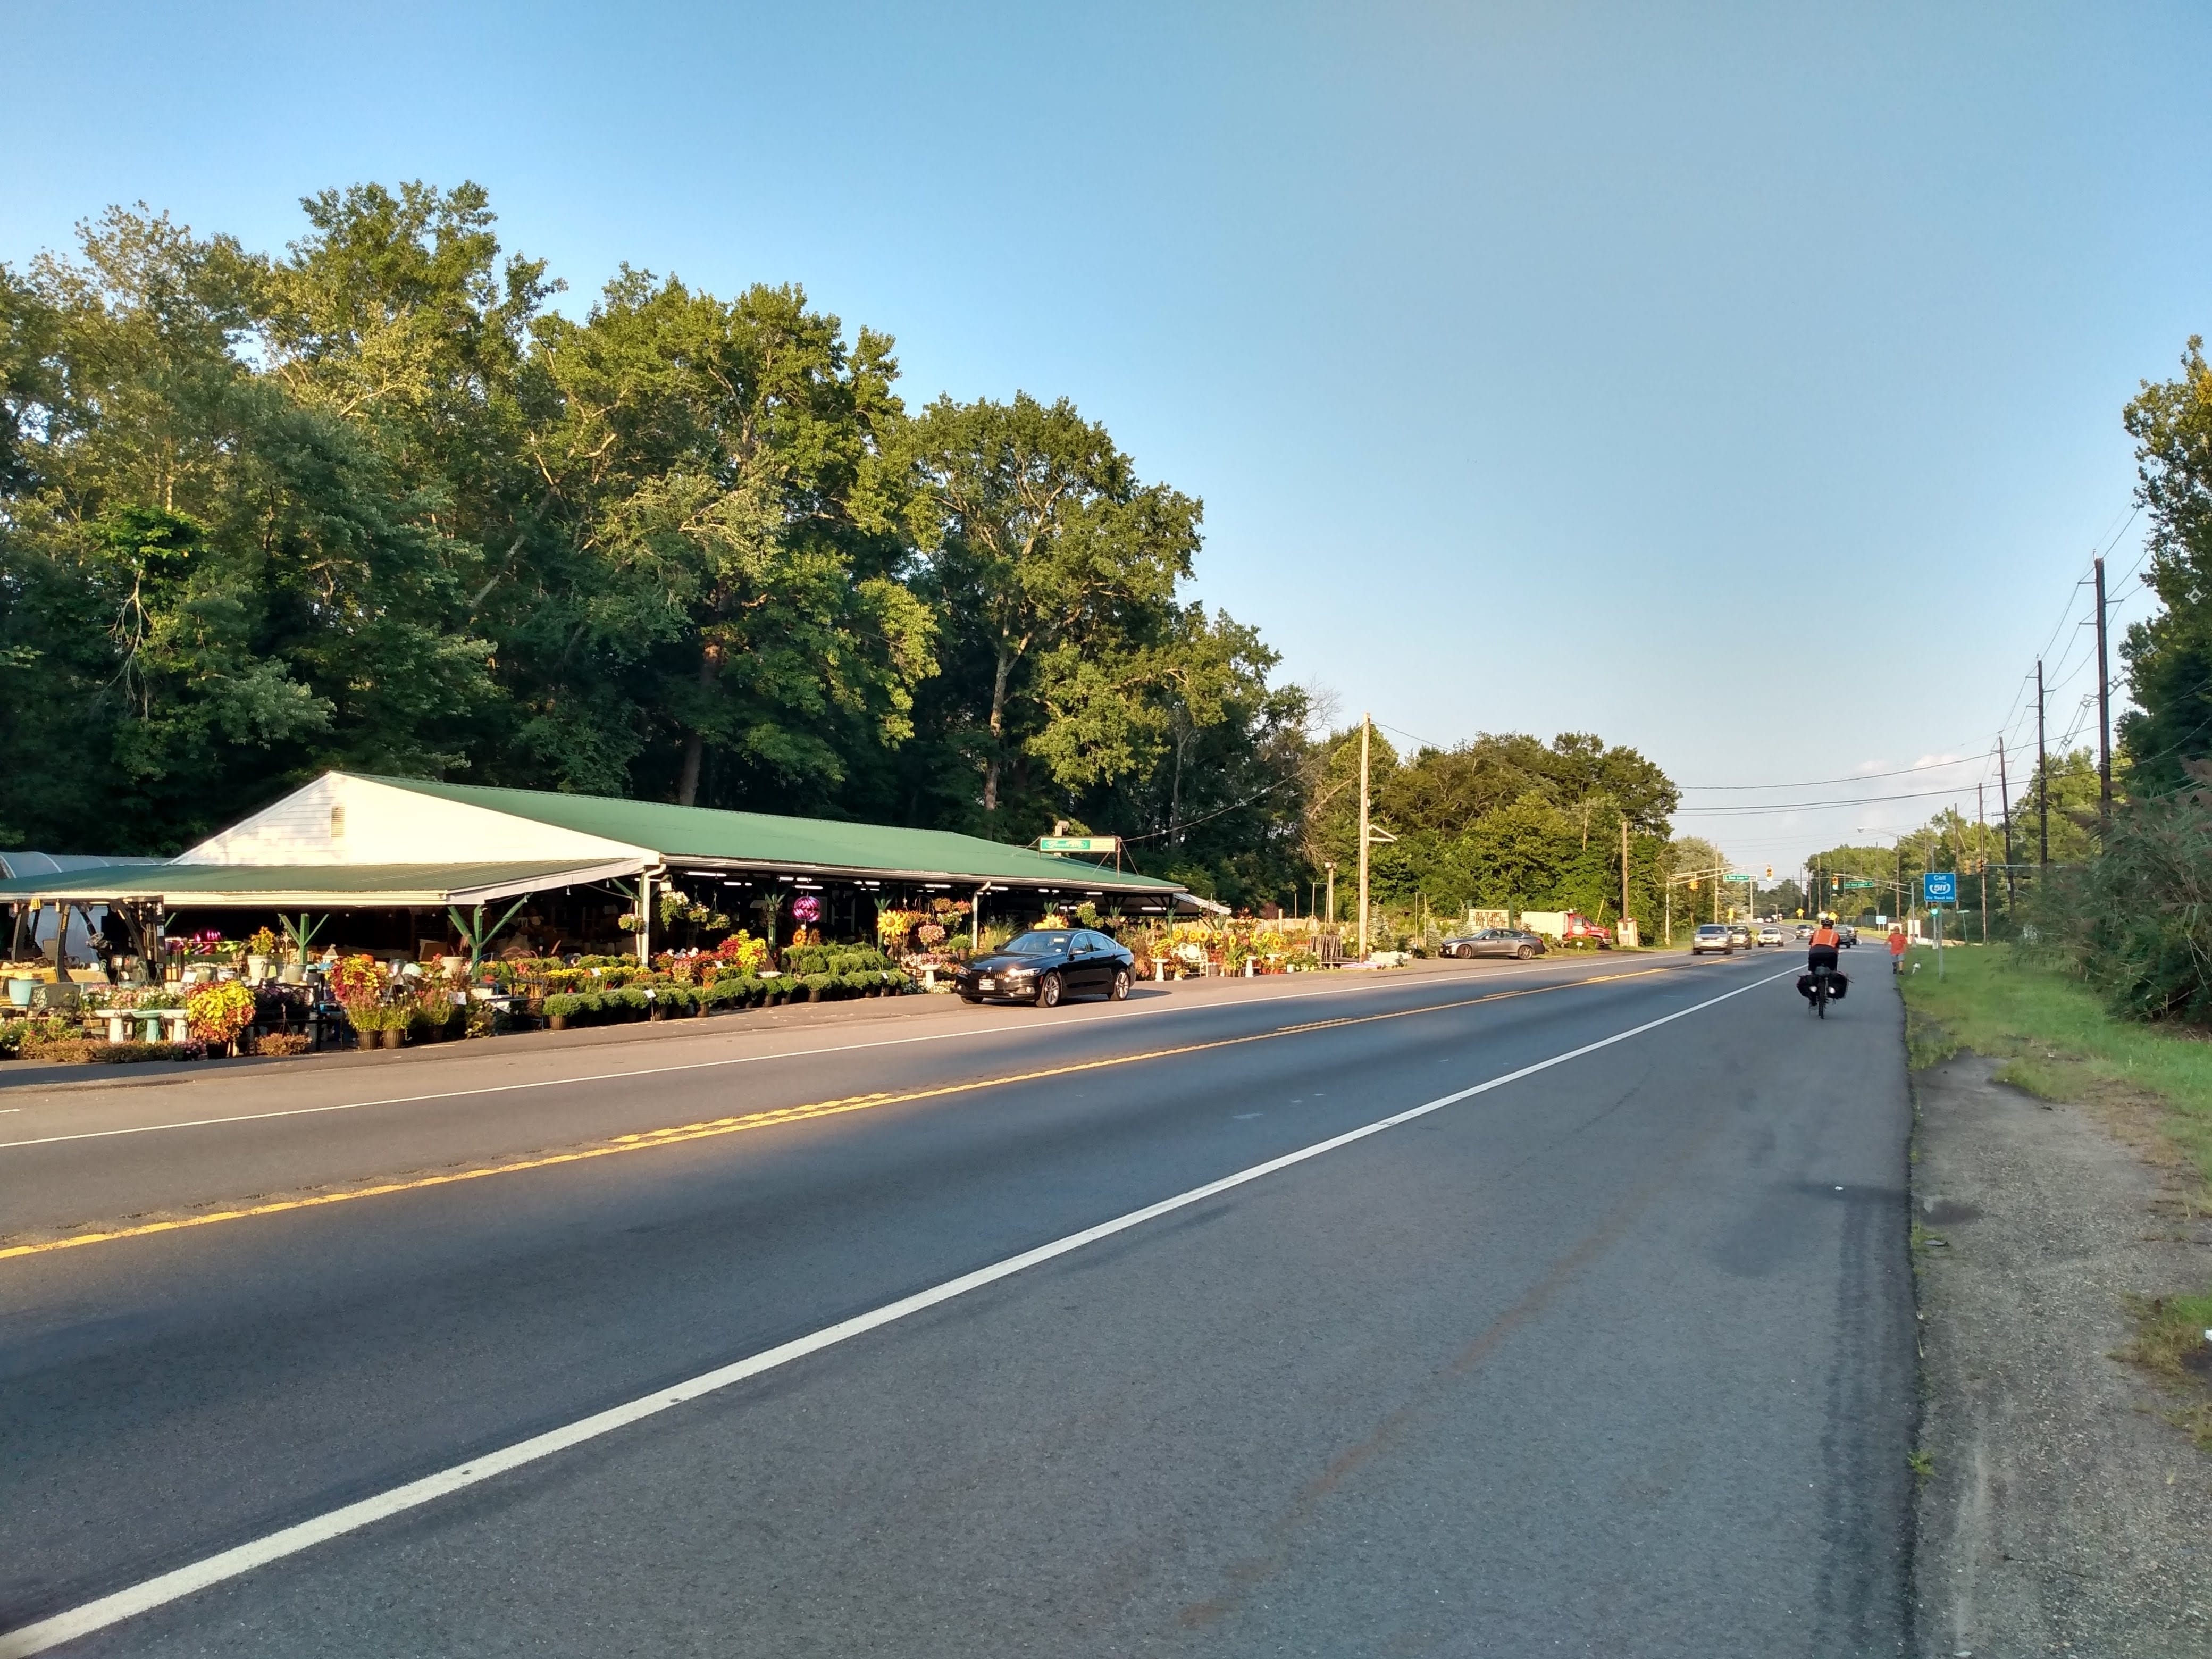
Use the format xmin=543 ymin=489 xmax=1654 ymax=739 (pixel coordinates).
xmin=1909 ymin=1052 xmax=2212 ymax=1656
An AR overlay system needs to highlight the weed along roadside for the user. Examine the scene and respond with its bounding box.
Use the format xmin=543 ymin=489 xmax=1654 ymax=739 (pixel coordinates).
xmin=1898 ymin=945 xmax=2212 ymax=1657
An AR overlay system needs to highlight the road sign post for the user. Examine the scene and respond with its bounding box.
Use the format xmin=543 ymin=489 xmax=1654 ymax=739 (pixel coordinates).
xmin=1922 ymin=873 xmax=1957 ymax=978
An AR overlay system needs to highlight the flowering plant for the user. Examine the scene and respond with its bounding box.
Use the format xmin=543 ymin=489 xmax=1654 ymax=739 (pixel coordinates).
xmin=711 ymin=931 xmax=770 ymax=974
xmin=246 ymin=927 xmax=279 ymax=958
xmin=918 ymin=922 xmax=947 ymax=945
xmin=187 ymin=981 xmax=256 ymax=1045
xmin=329 ymin=955 xmax=390 ymax=1023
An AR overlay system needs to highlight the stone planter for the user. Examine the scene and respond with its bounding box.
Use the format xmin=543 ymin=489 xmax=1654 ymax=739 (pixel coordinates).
xmin=246 ymin=954 xmax=270 ymax=982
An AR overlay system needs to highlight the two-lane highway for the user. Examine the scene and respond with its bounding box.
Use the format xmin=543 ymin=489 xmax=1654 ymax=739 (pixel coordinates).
xmin=1 ymin=950 xmax=1915 ymax=1656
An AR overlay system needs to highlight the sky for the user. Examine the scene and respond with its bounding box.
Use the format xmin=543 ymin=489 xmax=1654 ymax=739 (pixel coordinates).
xmin=5 ymin=0 xmax=2208 ymax=879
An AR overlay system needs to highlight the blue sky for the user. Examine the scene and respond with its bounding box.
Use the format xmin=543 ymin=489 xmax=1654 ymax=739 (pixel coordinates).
xmin=6 ymin=0 xmax=2207 ymax=872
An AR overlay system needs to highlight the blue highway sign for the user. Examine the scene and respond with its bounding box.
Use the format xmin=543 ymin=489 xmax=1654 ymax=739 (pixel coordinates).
xmin=1921 ymin=872 xmax=1957 ymax=904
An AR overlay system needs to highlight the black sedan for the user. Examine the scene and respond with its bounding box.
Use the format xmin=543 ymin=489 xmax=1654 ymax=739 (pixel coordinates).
xmin=1438 ymin=927 xmax=1547 ymax=960
xmin=956 ymin=928 xmax=1136 ymax=1007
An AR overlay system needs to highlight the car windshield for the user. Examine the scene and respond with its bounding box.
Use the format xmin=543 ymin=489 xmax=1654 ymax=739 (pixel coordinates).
xmin=1002 ymin=932 xmax=1071 ymax=955
xmin=1697 ymin=925 xmax=1728 ymax=936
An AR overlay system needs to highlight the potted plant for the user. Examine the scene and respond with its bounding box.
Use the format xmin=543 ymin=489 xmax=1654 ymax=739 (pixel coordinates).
xmin=186 ymin=981 xmax=257 ymax=1057
xmin=244 ymin=927 xmax=278 ymax=983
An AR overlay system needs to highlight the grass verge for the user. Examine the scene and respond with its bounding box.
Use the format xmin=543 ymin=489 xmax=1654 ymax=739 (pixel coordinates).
xmin=1899 ymin=944 xmax=2212 ymax=1446
xmin=1897 ymin=945 xmax=2212 ymax=1188
xmin=2118 ymin=1292 xmax=2212 ymax=1451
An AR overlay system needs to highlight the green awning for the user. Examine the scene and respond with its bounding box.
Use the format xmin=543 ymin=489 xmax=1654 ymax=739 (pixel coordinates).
xmin=362 ymin=776 xmax=1185 ymax=895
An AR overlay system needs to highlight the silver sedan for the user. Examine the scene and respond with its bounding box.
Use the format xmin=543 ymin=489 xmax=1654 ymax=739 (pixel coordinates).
xmin=1439 ymin=928 xmax=1547 ymax=960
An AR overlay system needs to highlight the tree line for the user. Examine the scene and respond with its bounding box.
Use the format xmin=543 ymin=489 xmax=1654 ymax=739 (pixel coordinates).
xmin=0 ymin=181 xmax=1680 ymax=922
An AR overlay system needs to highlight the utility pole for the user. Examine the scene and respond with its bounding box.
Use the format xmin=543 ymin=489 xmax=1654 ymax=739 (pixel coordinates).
xmin=1357 ymin=714 xmax=1371 ymax=957
xmin=2094 ymin=555 xmax=2112 ymax=835
xmin=1619 ymin=815 xmax=1630 ymax=934
xmin=1325 ymin=862 xmax=1336 ymax=925
xmin=1996 ymin=736 xmax=2016 ymax=907
xmin=2037 ymin=658 xmax=2049 ymax=870
xmin=1978 ymin=781 xmax=1989 ymax=944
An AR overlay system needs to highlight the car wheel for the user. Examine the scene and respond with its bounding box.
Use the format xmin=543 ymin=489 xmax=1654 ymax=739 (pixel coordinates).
xmin=1514 ymin=944 xmax=1532 ymax=959
xmin=959 ymin=993 xmax=982 ymax=1004
xmin=1109 ymin=967 xmax=1131 ymax=1001
xmin=1035 ymin=971 xmax=1063 ymax=1009
xmin=1458 ymin=945 xmax=1474 ymax=959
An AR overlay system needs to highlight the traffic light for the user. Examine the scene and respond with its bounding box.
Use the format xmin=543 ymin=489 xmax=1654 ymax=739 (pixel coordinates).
xmin=1689 ymin=877 xmax=1699 ymax=891
xmin=1765 ymin=865 xmax=1773 ymax=879
xmin=1831 ymin=876 xmax=1842 ymax=892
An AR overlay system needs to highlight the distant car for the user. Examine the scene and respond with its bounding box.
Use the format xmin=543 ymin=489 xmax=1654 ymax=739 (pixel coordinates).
xmin=1692 ymin=924 xmax=1733 ymax=956
xmin=1440 ymin=927 xmax=1547 ymax=960
xmin=955 ymin=928 xmax=1135 ymax=1007
xmin=1838 ymin=925 xmax=1858 ymax=948
xmin=1727 ymin=924 xmax=1752 ymax=950
xmin=1795 ymin=925 xmax=1813 ymax=941
xmin=1758 ymin=925 xmax=1784 ymax=948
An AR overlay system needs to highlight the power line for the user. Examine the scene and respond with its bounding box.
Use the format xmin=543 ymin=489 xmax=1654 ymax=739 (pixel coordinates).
xmin=1679 ymin=752 xmax=1995 ymax=791
xmin=1674 ymin=782 xmax=1988 ymax=816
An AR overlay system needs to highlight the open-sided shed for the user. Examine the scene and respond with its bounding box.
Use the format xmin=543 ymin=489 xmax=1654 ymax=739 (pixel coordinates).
xmin=0 ymin=773 xmax=1192 ymax=966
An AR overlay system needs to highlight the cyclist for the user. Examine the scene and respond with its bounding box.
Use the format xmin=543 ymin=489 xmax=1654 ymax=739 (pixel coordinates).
xmin=1807 ymin=916 xmax=1841 ymax=975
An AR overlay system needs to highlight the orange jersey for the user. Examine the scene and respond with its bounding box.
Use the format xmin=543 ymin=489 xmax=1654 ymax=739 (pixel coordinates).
xmin=1809 ymin=927 xmax=1840 ymax=948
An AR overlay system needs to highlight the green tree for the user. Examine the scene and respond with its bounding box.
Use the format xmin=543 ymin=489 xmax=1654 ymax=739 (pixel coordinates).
xmin=0 ymin=206 xmax=496 ymax=849
xmin=906 ymin=392 xmax=1200 ymax=822
xmin=2121 ymin=339 xmax=2212 ymax=794
xmin=522 ymin=271 xmax=934 ymax=807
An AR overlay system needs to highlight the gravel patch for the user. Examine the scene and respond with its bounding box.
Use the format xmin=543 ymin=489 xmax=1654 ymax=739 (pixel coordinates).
xmin=1911 ymin=1054 xmax=2212 ymax=1657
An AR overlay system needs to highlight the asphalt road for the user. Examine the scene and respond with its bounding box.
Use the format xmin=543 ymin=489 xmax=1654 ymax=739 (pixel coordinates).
xmin=0 ymin=949 xmax=1915 ymax=1656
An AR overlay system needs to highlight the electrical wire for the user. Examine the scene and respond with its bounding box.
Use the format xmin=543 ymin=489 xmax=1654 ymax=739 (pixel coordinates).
xmin=1673 ymin=781 xmax=1987 ymax=817
xmin=1679 ymin=752 xmax=1995 ymax=791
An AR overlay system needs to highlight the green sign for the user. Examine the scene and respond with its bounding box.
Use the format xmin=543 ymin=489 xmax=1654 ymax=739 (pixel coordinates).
xmin=1843 ymin=879 xmax=1879 ymax=890
xmin=1040 ymin=836 xmax=1119 ymax=853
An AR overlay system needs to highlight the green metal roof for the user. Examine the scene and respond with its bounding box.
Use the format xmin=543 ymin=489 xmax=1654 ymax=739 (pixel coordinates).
xmin=363 ymin=776 xmax=1184 ymax=894
xmin=0 ymin=861 xmax=639 ymax=906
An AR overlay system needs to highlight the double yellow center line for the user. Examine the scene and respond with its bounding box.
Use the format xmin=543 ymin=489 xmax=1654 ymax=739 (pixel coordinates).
xmin=1 ymin=966 xmax=1671 ymax=1263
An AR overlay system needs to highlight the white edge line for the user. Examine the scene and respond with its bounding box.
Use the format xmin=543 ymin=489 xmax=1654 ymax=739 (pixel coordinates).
xmin=0 ymin=959 xmax=1643 ymax=1151
xmin=0 ymin=964 xmax=1791 ymax=1658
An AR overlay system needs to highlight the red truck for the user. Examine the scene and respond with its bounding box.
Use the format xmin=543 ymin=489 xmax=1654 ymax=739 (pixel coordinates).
xmin=1563 ymin=912 xmax=1612 ymax=947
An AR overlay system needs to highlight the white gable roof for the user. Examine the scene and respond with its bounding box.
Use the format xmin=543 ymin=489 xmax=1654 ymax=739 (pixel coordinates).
xmin=175 ymin=775 xmax=652 ymax=868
